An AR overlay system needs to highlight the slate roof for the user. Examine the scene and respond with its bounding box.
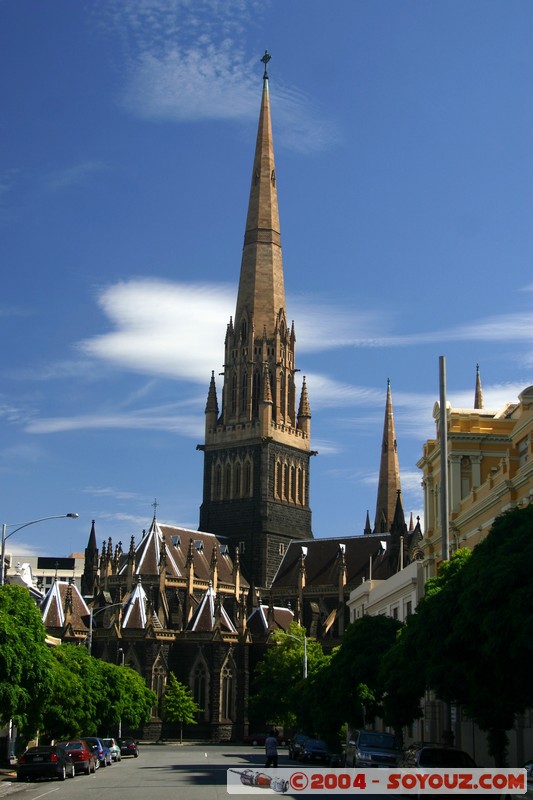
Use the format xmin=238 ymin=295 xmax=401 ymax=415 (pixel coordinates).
xmin=186 ymin=584 xmax=237 ymax=633
xmin=271 ymin=534 xmax=392 ymax=591
xmin=41 ymin=580 xmax=90 ymax=632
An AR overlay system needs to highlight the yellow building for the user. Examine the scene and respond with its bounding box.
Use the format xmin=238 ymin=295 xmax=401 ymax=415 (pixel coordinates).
xmin=418 ymin=380 xmax=533 ymax=579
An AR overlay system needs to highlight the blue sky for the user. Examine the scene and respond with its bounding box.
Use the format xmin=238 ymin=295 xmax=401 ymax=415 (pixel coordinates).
xmin=2 ymin=0 xmax=533 ymax=560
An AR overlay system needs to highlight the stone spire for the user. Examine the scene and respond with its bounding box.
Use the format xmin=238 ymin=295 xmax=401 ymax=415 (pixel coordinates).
xmin=474 ymin=363 xmax=483 ymax=409
xmin=373 ymin=379 xmax=402 ymax=533
xmin=234 ymin=51 xmax=285 ymax=341
xmin=199 ymin=53 xmax=313 ymax=588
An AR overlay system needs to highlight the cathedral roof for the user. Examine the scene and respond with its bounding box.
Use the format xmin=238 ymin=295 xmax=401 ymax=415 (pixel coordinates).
xmin=41 ymin=579 xmax=90 ymax=632
xmin=271 ymin=535 xmax=392 ymax=590
xmin=186 ymin=583 xmax=237 ymax=633
xmin=246 ymin=604 xmax=294 ymax=636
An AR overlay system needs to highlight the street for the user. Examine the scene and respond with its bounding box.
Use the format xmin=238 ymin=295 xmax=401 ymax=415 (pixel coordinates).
xmin=0 ymin=743 xmax=396 ymax=800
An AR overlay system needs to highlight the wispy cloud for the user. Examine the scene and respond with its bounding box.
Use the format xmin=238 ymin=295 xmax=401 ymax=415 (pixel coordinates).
xmin=94 ymin=0 xmax=340 ymax=153
xmin=25 ymin=406 xmax=202 ymax=437
xmin=47 ymin=160 xmax=108 ymax=191
xmin=82 ymin=486 xmax=140 ymax=502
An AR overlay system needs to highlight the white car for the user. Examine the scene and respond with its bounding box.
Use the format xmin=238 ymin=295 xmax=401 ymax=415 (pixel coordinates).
xmin=101 ymin=738 xmax=121 ymax=762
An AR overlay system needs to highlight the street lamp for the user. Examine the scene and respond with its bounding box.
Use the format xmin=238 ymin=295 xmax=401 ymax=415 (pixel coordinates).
xmin=275 ymin=629 xmax=308 ymax=679
xmin=1 ymin=513 xmax=79 ymax=586
xmin=87 ymin=602 xmax=124 ymax=655
xmin=117 ymin=648 xmax=125 ymax=739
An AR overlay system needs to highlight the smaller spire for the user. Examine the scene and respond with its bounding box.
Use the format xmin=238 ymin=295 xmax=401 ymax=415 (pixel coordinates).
xmin=364 ymin=510 xmax=372 ymax=535
xmin=474 ymin=364 xmax=483 ymax=409
xmin=205 ymin=371 xmax=219 ymax=415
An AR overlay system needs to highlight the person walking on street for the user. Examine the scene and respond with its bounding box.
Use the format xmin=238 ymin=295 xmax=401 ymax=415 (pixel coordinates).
xmin=265 ymin=731 xmax=278 ymax=768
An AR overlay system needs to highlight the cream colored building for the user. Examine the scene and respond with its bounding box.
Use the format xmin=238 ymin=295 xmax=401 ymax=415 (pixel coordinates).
xmin=347 ymin=381 xmax=533 ymax=765
xmin=418 ymin=384 xmax=533 ymax=579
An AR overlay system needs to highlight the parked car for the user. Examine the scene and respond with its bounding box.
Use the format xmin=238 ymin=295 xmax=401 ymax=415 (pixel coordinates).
xmin=17 ymin=745 xmax=76 ymax=782
xmin=400 ymin=743 xmax=477 ymax=769
xmin=345 ymin=730 xmax=402 ymax=768
xmin=399 ymin=744 xmax=478 ymax=800
xmin=55 ymin=740 xmax=96 ymax=775
xmin=102 ymin=737 xmax=121 ymax=762
xmin=298 ymin=738 xmax=331 ymax=763
xmin=288 ymin=733 xmax=309 ymax=760
xmin=120 ymin=738 xmax=139 ymax=757
xmin=82 ymin=736 xmax=112 ymax=767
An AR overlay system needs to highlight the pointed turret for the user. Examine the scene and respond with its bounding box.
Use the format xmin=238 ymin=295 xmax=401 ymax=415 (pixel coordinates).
xmin=474 ymin=363 xmax=483 ymax=409
xmin=373 ymin=380 xmax=402 ymax=533
xmin=81 ymin=520 xmax=99 ymax=599
xmin=297 ymin=376 xmax=311 ymax=436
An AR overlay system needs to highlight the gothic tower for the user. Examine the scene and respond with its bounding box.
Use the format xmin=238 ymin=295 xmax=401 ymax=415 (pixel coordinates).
xmin=373 ymin=379 xmax=402 ymax=533
xmin=199 ymin=54 xmax=313 ymax=589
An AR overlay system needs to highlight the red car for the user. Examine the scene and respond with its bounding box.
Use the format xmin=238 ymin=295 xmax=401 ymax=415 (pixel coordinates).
xmin=55 ymin=740 xmax=96 ymax=775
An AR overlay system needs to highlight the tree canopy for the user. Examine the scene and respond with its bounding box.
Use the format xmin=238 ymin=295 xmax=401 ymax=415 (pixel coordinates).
xmin=0 ymin=585 xmax=53 ymax=741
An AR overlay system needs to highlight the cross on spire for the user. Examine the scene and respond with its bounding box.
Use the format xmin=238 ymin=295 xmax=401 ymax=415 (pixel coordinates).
xmin=261 ymin=50 xmax=271 ymax=80
xmin=152 ymin=498 xmax=159 ymax=518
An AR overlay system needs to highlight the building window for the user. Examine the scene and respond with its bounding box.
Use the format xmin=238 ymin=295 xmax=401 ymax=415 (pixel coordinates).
xmin=241 ymin=372 xmax=248 ymax=413
xmin=279 ymin=544 xmax=285 ymax=556
xmin=151 ymin=656 xmax=166 ymax=717
xmin=519 ymin=437 xmax=529 ymax=467
xmin=192 ymin=662 xmax=208 ymax=721
xmin=220 ymin=663 xmax=235 ymax=721
xmin=214 ymin=464 xmax=222 ymax=500
xmin=238 ymin=541 xmax=246 ymax=553
xmin=244 ymin=461 xmax=252 ymax=496
xmin=234 ymin=463 xmax=241 ymax=498
xmin=231 ymin=373 xmax=237 ymax=414
xmin=252 ymin=370 xmax=260 ymax=417
xmin=224 ymin=463 xmax=232 ymax=498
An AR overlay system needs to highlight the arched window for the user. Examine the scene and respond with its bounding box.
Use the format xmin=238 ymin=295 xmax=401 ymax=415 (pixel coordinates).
xmin=297 ymin=467 xmax=304 ymax=505
xmin=241 ymin=319 xmax=247 ymax=341
xmin=241 ymin=372 xmax=248 ymax=413
xmin=234 ymin=462 xmax=241 ymax=498
xmin=275 ymin=460 xmax=283 ymax=499
xmin=220 ymin=660 xmax=235 ymax=721
xmin=244 ymin=461 xmax=252 ymax=496
xmin=214 ymin=464 xmax=222 ymax=500
xmin=290 ymin=465 xmax=296 ymax=502
xmin=252 ymin=370 xmax=260 ymax=416
xmin=284 ymin=464 xmax=289 ymax=500
xmin=151 ymin=654 xmax=167 ymax=717
xmin=224 ymin=463 xmax=232 ymax=498
xmin=280 ymin=372 xmax=286 ymax=419
xmin=231 ymin=373 xmax=237 ymax=414
xmin=192 ymin=660 xmax=209 ymax=722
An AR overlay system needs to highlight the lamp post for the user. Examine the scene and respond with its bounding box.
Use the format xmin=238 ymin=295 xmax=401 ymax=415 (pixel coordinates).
xmin=1 ymin=513 xmax=79 ymax=586
xmin=87 ymin=602 xmax=124 ymax=655
xmin=117 ymin=648 xmax=125 ymax=740
xmin=275 ymin=629 xmax=308 ymax=679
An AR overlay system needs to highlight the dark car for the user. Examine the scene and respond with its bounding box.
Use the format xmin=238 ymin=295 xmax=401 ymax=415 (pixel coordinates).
xmin=288 ymin=733 xmax=309 ymax=760
xmin=345 ymin=730 xmax=402 ymax=768
xmin=120 ymin=738 xmax=139 ymax=757
xmin=55 ymin=740 xmax=96 ymax=775
xmin=298 ymin=738 xmax=331 ymax=763
xmin=400 ymin=743 xmax=477 ymax=769
xmin=399 ymin=744 xmax=478 ymax=799
xmin=83 ymin=736 xmax=112 ymax=767
xmin=17 ymin=745 xmax=76 ymax=782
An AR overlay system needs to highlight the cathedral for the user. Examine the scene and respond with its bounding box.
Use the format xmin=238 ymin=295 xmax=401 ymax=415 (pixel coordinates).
xmin=39 ymin=55 xmax=419 ymax=741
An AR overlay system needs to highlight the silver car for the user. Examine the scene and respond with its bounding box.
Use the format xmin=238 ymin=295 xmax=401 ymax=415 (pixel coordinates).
xmin=101 ymin=738 xmax=121 ymax=762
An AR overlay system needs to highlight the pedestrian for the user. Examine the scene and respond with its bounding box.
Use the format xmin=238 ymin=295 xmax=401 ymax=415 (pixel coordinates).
xmin=265 ymin=730 xmax=278 ymax=769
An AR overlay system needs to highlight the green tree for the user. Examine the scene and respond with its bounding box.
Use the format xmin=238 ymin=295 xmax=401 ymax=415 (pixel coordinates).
xmin=41 ymin=644 xmax=156 ymax=741
xmin=248 ymin=623 xmax=328 ymax=730
xmin=163 ymin=673 xmax=201 ymax=743
xmin=0 ymin=584 xmax=53 ymax=745
xmin=328 ymin=615 xmax=403 ymax=731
